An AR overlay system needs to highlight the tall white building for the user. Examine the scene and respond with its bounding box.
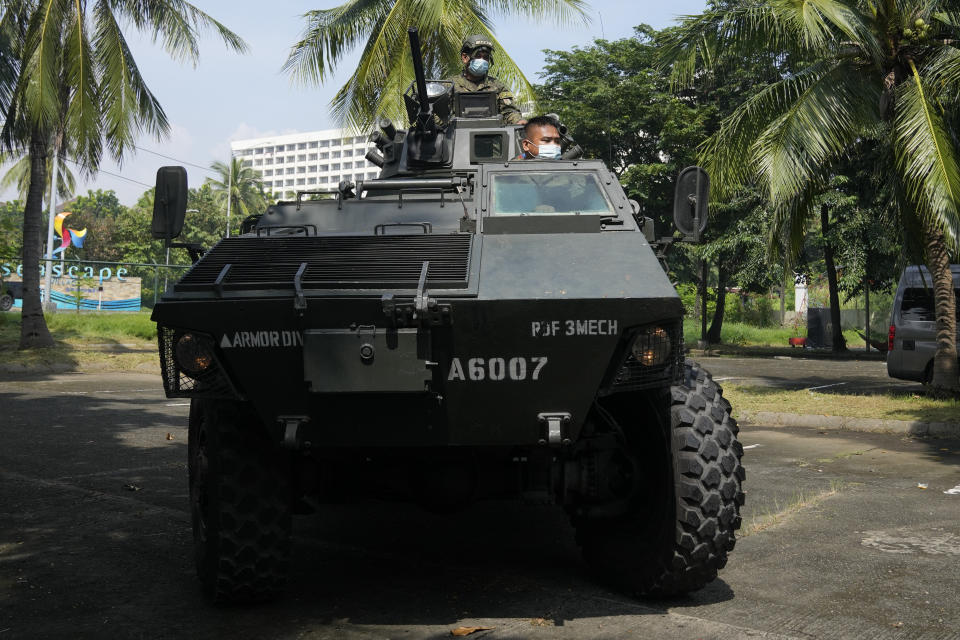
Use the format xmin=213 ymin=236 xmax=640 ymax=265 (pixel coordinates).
xmin=230 ymin=129 xmax=379 ymax=200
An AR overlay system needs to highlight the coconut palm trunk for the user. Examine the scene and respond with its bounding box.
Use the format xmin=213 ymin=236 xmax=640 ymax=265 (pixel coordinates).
xmin=20 ymin=128 xmax=54 ymax=348
xmin=706 ymin=264 xmax=728 ymax=344
xmin=922 ymin=221 xmax=959 ymax=392
xmin=2 ymin=1 xmax=245 ymax=350
xmin=820 ymin=204 xmax=846 ymax=353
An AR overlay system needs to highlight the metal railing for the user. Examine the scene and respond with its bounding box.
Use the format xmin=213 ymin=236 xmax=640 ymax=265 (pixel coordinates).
xmin=1 ymin=257 xmax=192 ymax=309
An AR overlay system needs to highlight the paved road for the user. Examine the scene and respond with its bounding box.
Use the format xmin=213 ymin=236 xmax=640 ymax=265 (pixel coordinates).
xmin=697 ymin=355 xmax=922 ymax=395
xmin=1 ymin=371 xmax=959 ymax=639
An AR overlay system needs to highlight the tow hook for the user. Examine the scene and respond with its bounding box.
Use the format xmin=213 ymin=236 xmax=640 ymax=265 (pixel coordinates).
xmin=538 ymin=412 xmax=572 ymax=446
xmin=278 ymin=415 xmax=311 ymax=449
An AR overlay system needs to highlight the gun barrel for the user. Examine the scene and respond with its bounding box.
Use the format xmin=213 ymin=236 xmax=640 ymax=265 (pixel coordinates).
xmin=407 ymin=28 xmax=431 ymax=127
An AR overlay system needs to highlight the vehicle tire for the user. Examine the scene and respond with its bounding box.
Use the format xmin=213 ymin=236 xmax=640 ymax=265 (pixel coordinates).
xmin=0 ymin=294 xmax=12 ymax=312
xmin=575 ymin=359 xmax=745 ymax=596
xmin=188 ymin=399 xmax=293 ymax=603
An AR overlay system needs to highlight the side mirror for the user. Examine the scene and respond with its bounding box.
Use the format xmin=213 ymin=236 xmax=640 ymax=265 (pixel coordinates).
xmin=151 ymin=166 xmax=188 ymax=243
xmin=673 ymin=166 xmax=709 ymax=242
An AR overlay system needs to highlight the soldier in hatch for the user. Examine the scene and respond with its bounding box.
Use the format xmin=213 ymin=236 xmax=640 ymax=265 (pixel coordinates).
xmin=448 ymin=35 xmax=524 ymax=125
xmin=515 ymin=115 xmax=563 ymax=160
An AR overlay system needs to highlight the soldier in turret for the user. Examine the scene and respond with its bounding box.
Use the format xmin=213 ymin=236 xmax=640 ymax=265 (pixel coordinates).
xmin=448 ymin=35 xmax=524 ymax=125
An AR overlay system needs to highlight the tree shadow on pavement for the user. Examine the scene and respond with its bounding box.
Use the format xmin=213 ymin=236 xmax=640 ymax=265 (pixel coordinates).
xmin=0 ymin=383 xmax=737 ymax=639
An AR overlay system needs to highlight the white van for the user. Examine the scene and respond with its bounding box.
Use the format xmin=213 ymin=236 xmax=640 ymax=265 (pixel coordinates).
xmin=887 ymin=265 xmax=960 ymax=382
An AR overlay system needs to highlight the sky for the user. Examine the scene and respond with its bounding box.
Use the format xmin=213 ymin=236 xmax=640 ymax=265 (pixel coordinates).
xmin=12 ymin=0 xmax=709 ymax=206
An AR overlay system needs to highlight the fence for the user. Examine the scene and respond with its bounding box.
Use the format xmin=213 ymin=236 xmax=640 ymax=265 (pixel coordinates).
xmin=1 ymin=257 xmax=192 ymax=310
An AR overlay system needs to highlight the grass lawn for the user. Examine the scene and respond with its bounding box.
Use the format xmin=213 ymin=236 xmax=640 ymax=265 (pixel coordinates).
xmin=0 ymin=311 xmax=158 ymax=372
xmin=683 ymin=319 xmax=871 ymax=350
xmin=723 ymin=383 xmax=960 ymax=424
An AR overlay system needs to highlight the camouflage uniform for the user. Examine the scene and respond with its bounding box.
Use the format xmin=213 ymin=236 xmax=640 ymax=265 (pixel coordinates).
xmin=447 ymin=72 xmax=523 ymax=125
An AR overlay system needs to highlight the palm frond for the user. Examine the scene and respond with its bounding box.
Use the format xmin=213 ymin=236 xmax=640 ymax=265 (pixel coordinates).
xmin=923 ymin=43 xmax=960 ymax=98
xmin=0 ymin=6 xmax=28 ymax=116
xmin=1 ymin=151 xmax=75 ymax=201
xmin=893 ymin=60 xmax=960 ymax=249
xmin=64 ymin=4 xmax=102 ymax=171
xmin=773 ymin=0 xmax=880 ymax=58
xmin=699 ymin=59 xmax=879 ymax=202
xmin=660 ymin=4 xmax=791 ymax=88
xmin=18 ymin=0 xmax=67 ymax=133
xmin=661 ymin=0 xmax=880 ymax=88
xmin=474 ymin=0 xmax=590 ymax=27
xmin=93 ymin=0 xmax=169 ymax=165
xmin=283 ymin=0 xmax=393 ymax=85
xmin=767 ymin=178 xmax=823 ymax=264
xmin=752 ymin=59 xmax=880 ymax=206
xmin=176 ymin=1 xmax=248 ymax=55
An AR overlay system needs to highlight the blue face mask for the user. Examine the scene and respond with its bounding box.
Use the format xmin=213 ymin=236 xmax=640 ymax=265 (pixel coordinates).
xmin=468 ymin=58 xmax=489 ymax=77
xmin=536 ymin=143 xmax=562 ymax=160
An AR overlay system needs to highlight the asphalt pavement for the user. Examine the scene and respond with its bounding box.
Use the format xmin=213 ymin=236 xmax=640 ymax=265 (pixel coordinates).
xmin=1 ymin=371 xmax=959 ymax=639
xmin=696 ymin=355 xmax=922 ymax=395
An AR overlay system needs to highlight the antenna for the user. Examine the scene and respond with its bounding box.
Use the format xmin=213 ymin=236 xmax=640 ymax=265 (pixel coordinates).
xmin=598 ymin=12 xmax=612 ymax=166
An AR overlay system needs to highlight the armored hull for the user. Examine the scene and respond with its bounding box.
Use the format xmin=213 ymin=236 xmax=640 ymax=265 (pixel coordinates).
xmin=154 ymin=222 xmax=683 ymax=448
xmin=150 ymin=34 xmax=742 ymax=601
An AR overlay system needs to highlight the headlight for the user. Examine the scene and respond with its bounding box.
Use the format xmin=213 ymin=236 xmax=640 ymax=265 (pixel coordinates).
xmin=425 ymin=82 xmax=449 ymax=99
xmin=175 ymin=332 xmax=214 ymax=378
xmin=630 ymin=326 xmax=671 ymax=366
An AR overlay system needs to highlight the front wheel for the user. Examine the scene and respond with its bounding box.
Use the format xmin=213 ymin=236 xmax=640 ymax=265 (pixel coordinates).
xmin=575 ymin=360 xmax=745 ymax=596
xmin=188 ymin=399 xmax=293 ymax=603
xmin=0 ymin=293 xmax=13 ymax=312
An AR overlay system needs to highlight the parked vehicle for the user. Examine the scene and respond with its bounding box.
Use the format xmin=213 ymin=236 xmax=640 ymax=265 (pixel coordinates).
xmin=887 ymin=264 xmax=960 ymax=382
xmin=0 ymin=280 xmax=21 ymax=312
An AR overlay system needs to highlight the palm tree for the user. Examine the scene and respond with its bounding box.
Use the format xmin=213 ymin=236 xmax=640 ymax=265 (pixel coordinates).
xmin=206 ymin=157 xmax=267 ymax=235
xmin=282 ymin=0 xmax=590 ymax=132
xmin=0 ymin=1 xmax=246 ymax=349
xmin=663 ymin=0 xmax=960 ymax=394
xmin=1 ymin=152 xmax=75 ymax=202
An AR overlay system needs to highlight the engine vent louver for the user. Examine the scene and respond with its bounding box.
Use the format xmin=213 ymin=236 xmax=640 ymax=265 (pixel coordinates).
xmin=175 ymin=234 xmax=473 ymax=292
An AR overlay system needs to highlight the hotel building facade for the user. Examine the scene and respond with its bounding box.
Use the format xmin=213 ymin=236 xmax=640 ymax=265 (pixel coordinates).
xmin=230 ymin=129 xmax=379 ymax=200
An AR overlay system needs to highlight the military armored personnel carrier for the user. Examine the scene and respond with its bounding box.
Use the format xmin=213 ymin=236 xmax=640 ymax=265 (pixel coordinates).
xmin=151 ymin=29 xmax=744 ymax=603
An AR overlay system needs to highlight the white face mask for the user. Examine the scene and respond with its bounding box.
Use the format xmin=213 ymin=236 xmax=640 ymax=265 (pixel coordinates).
xmin=535 ymin=143 xmax=561 ymax=159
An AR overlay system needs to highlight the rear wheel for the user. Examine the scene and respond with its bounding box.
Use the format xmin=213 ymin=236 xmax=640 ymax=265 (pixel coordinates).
xmin=0 ymin=293 xmax=13 ymax=312
xmin=575 ymin=360 xmax=745 ymax=595
xmin=188 ymin=399 xmax=293 ymax=603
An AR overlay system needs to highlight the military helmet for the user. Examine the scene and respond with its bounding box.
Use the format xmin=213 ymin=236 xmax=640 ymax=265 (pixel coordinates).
xmin=461 ymin=34 xmax=494 ymax=56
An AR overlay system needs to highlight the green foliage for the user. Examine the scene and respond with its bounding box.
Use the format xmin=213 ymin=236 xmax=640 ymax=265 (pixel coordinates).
xmin=63 ymin=189 xmax=128 ymax=262
xmin=663 ymin=0 xmax=960 ymax=253
xmin=66 ymin=275 xmax=97 ymax=313
xmin=538 ymin=26 xmax=710 ymax=224
xmin=726 ymin=294 xmax=775 ymax=327
xmin=0 ymin=201 xmax=23 ymax=259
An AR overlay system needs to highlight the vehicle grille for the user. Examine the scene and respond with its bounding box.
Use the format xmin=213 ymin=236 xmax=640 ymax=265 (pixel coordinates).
xmin=175 ymin=234 xmax=474 ymax=292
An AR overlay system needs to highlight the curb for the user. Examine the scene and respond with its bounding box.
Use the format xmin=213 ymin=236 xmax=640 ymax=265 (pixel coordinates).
xmin=688 ymin=348 xmax=887 ymax=362
xmin=737 ymin=410 xmax=960 ymax=438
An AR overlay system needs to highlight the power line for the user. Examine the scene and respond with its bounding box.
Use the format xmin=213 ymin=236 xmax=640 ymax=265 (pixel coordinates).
xmin=133 ymin=145 xmax=218 ymax=174
xmin=62 ymin=156 xmax=154 ymax=188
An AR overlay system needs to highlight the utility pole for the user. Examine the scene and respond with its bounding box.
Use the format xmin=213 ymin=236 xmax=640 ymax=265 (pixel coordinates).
xmin=43 ymin=148 xmax=60 ymax=305
xmin=225 ymin=155 xmax=233 ymax=237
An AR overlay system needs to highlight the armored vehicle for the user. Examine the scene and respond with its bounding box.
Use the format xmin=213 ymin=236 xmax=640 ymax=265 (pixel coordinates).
xmin=151 ymin=29 xmax=744 ymax=603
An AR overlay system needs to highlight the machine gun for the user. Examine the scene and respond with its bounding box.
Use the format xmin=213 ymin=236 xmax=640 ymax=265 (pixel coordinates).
xmin=401 ymin=28 xmax=455 ymax=166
